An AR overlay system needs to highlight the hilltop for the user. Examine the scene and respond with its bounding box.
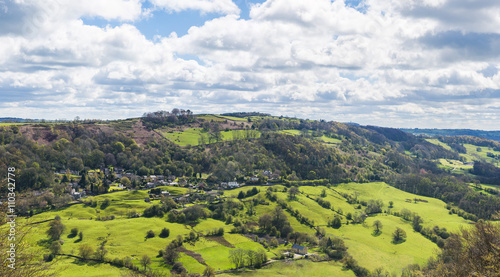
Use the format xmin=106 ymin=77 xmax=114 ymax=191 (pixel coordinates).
xmin=1 ymin=110 xmax=499 ymax=277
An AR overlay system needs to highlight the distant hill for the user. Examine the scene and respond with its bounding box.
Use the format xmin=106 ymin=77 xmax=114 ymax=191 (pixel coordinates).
xmin=0 ymin=117 xmax=30 ymax=123
xmin=401 ymin=128 xmax=500 ymax=142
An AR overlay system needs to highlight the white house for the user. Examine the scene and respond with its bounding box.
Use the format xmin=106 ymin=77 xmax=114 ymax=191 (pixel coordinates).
xmin=228 ymin=182 xmax=239 ymax=188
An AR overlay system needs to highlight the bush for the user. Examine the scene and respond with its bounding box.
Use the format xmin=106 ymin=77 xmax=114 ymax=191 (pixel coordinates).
xmin=146 ymin=230 xmax=155 ymax=238
xmin=160 ymin=228 xmax=170 ymax=238
xmin=69 ymin=228 xmax=78 ymax=238
xmin=113 ymin=257 xmax=124 ymax=267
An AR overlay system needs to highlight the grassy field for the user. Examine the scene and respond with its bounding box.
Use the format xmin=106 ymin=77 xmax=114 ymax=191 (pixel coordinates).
xmin=317 ymin=135 xmax=342 ymax=144
xmin=16 ymin=182 xmax=476 ymax=276
xmin=279 ymin=129 xmax=302 ymax=135
xmin=197 ymin=115 xmax=227 ymax=122
xmin=0 ymin=122 xmax=32 ymax=126
xmin=216 ymin=115 xmax=248 ymax=121
xmin=461 ymin=144 xmax=500 ymax=165
xmin=161 ymin=128 xmax=204 ymax=147
xmin=427 ymin=138 xmax=500 ymax=165
xmin=222 ymin=182 xmax=469 ymax=274
xmin=333 ymin=182 xmax=470 ymax=232
xmin=436 ymin=159 xmax=473 ymax=174
xmin=425 ymin=139 xmax=453 ymax=151
xmin=161 ymin=128 xmax=261 ymax=147
xmin=220 ymin=259 xmax=355 ymax=277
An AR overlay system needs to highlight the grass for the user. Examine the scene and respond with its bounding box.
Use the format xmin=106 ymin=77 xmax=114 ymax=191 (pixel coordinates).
xmin=333 ymin=182 xmax=470 ymax=232
xmin=220 ymin=259 xmax=355 ymax=277
xmin=333 ymin=215 xmax=438 ymax=274
xmin=279 ymin=129 xmax=303 ymax=136
xmin=317 ymin=135 xmax=342 ymax=144
xmin=425 ymin=139 xmax=453 ymax=151
xmin=162 ymin=128 xmax=204 ymax=147
xmin=54 ymin=256 xmax=133 ymax=277
xmin=0 ymin=122 xmax=32 ymax=126
xmin=461 ymin=144 xmax=500 ymax=165
xmin=16 ymin=182 xmax=476 ymax=276
xmin=216 ymin=115 xmax=248 ymax=121
xmin=161 ymin=128 xmax=261 ymax=147
xmin=197 ymin=115 xmax=226 ymax=122
xmin=436 ymin=159 xmax=473 ymax=174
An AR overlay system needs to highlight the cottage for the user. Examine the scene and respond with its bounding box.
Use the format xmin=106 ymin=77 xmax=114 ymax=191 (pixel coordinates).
xmin=291 ymin=244 xmax=308 ymax=255
xmin=228 ymin=182 xmax=239 ymax=188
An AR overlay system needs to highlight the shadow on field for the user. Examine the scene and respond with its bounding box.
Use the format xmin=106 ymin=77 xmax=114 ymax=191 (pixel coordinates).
xmin=391 ymin=239 xmax=406 ymax=245
xmin=371 ymin=230 xmax=382 ymax=237
xmin=37 ymin=238 xmax=52 ymax=248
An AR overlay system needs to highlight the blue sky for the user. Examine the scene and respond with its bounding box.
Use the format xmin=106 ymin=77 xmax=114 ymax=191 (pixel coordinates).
xmin=1 ymin=0 xmax=500 ymax=130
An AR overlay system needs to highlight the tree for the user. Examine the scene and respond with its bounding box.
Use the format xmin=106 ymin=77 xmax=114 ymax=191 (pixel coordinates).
xmin=120 ymin=176 xmax=131 ymax=187
xmin=163 ymin=243 xmax=179 ymax=265
xmin=392 ymin=227 xmax=407 ymax=243
xmin=159 ymin=228 xmax=170 ymax=238
xmin=203 ymin=265 xmax=216 ymax=277
xmin=389 ymin=201 xmax=394 ymax=208
xmin=146 ymin=230 xmax=155 ymax=239
xmin=0 ymin=213 xmax=55 ymax=277
xmin=112 ymin=141 xmax=125 ymax=153
xmin=78 ymin=231 xmax=83 ymax=241
xmin=94 ymin=245 xmax=108 ymax=261
xmin=50 ymin=241 xmax=62 ymax=255
xmin=331 ymin=217 xmax=342 ymax=229
xmin=417 ymin=221 xmax=500 ymax=276
xmin=229 ymin=248 xmax=246 ymax=268
xmin=288 ymin=186 xmax=299 ymax=200
xmin=373 ymin=220 xmax=383 ymax=234
xmin=140 ymin=255 xmax=151 ymax=271
xmin=320 ymin=189 xmax=327 ymax=197
xmin=69 ymin=227 xmax=78 ymax=238
xmin=47 ymin=217 xmax=65 ymax=240
xmin=259 ymin=214 xmax=273 ymax=232
xmin=68 ymin=157 xmax=84 ymax=172
xmin=412 ymin=215 xmax=423 ymax=232
xmin=79 ymin=244 xmax=94 ymax=260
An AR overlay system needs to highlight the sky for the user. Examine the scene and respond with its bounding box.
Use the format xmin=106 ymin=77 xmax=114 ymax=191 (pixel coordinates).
xmin=1 ymin=0 xmax=500 ymax=130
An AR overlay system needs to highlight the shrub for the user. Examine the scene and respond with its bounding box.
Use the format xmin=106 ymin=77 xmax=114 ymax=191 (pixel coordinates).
xmin=146 ymin=230 xmax=155 ymax=238
xmin=159 ymin=228 xmax=170 ymax=238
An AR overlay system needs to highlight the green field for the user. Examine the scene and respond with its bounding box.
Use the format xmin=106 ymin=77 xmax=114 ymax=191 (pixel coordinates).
xmin=220 ymin=259 xmax=355 ymax=277
xmin=279 ymin=129 xmax=302 ymax=135
xmin=161 ymin=128 xmax=205 ymax=146
xmin=15 ymin=182 xmax=475 ymax=276
xmin=318 ymin=135 xmax=341 ymax=144
xmin=161 ymin=128 xmax=261 ymax=147
xmin=216 ymin=115 xmax=249 ymax=121
xmin=436 ymin=159 xmax=473 ymax=174
xmin=461 ymin=144 xmax=500 ymax=165
xmin=425 ymin=139 xmax=453 ymax=151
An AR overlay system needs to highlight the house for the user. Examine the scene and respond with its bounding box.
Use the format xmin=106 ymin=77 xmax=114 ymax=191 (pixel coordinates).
xmin=291 ymin=244 xmax=308 ymax=255
xmin=161 ymin=191 xmax=170 ymax=196
xmin=228 ymin=182 xmax=239 ymax=188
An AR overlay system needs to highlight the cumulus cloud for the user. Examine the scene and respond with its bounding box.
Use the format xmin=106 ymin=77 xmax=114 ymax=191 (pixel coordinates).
xmin=150 ymin=0 xmax=240 ymax=15
xmin=0 ymin=0 xmax=499 ymax=129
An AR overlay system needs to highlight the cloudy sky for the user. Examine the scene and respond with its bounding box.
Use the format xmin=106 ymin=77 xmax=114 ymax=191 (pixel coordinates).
xmin=1 ymin=0 xmax=500 ymax=129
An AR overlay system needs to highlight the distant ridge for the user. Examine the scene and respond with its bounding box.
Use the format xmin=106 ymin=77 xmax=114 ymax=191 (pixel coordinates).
xmin=401 ymin=128 xmax=500 ymax=142
xmin=0 ymin=117 xmax=31 ymax=123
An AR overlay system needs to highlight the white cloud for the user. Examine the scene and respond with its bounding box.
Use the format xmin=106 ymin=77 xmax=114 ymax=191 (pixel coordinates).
xmin=0 ymin=0 xmax=499 ymax=129
xmin=150 ymin=0 xmax=240 ymax=15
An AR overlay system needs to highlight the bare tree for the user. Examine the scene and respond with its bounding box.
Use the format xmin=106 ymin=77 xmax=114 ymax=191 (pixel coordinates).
xmin=140 ymin=255 xmax=151 ymax=271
